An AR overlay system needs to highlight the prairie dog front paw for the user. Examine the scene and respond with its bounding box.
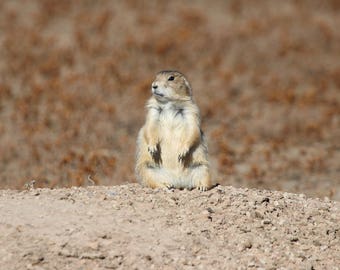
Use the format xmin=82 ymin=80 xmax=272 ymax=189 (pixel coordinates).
xmin=148 ymin=143 xmax=162 ymax=163
xmin=148 ymin=144 xmax=158 ymax=156
xmin=178 ymin=147 xmax=190 ymax=163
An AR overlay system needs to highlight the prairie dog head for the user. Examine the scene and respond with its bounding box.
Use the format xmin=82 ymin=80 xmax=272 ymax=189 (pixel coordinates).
xmin=151 ymin=70 xmax=192 ymax=102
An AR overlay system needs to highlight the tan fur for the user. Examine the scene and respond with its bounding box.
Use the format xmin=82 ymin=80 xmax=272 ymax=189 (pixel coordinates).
xmin=135 ymin=71 xmax=212 ymax=191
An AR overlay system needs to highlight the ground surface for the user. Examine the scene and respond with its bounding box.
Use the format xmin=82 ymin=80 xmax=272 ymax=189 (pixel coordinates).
xmin=0 ymin=1 xmax=339 ymax=199
xmin=0 ymin=184 xmax=339 ymax=269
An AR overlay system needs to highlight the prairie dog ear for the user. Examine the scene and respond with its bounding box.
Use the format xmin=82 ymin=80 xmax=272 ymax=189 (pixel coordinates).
xmin=183 ymin=76 xmax=192 ymax=96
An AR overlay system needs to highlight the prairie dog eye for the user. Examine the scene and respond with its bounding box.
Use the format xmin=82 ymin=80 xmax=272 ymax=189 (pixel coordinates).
xmin=168 ymin=75 xmax=175 ymax=81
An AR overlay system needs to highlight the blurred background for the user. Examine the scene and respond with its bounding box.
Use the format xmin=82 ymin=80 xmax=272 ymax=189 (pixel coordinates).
xmin=0 ymin=0 xmax=339 ymax=199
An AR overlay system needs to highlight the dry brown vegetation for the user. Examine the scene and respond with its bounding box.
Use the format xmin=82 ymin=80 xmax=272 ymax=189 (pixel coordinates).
xmin=0 ymin=1 xmax=339 ymax=199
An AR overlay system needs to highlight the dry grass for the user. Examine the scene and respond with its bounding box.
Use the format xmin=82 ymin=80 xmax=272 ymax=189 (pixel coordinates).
xmin=0 ymin=0 xmax=339 ymax=199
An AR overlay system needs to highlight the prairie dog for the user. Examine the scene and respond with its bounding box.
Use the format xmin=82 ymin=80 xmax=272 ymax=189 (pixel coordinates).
xmin=135 ymin=70 xmax=211 ymax=191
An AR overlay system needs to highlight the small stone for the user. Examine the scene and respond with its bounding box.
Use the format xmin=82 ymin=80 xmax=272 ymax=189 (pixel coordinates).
xmin=290 ymin=237 xmax=299 ymax=242
xmin=248 ymin=261 xmax=256 ymax=267
xmin=299 ymin=194 xmax=306 ymax=199
xmin=201 ymin=210 xmax=209 ymax=215
xmin=240 ymin=239 xmax=253 ymax=250
xmin=32 ymin=256 xmax=44 ymax=265
xmin=206 ymin=207 xmax=214 ymax=213
xmin=278 ymin=219 xmax=286 ymax=226
xmin=313 ymin=240 xmax=321 ymax=246
xmin=324 ymin=197 xmax=330 ymax=203
xmin=320 ymin=245 xmax=328 ymax=251
xmin=145 ymin=255 xmax=152 ymax=261
xmin=106 ymin=191 xmax=117 ymax=197
xmin=239 ymin=226 xmax=251 ymax=233
xmin=254 ymin=211 xmax=264 ymax=219
xmin=262 ymin=219 xmax=271 ymax=225
xmin=80 ymin=252 xmax=105 ymax=259
xmin=180 ymin=258 xmax=188 ymax=265
xmin=261 ymin=197 xmax=270 ymax=204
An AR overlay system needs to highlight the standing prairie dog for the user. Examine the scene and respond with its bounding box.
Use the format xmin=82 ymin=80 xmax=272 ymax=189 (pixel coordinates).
xmin=135 ymin=70 xmax=212 ymax=191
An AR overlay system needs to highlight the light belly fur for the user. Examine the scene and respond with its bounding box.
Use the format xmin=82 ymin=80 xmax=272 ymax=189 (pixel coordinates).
xmin=158 ymin=110 xmax=187 ymax=173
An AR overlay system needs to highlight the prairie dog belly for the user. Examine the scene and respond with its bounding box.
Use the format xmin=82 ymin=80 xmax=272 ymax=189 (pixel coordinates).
xmin=159 ymin=108 xmax=187 ymax=171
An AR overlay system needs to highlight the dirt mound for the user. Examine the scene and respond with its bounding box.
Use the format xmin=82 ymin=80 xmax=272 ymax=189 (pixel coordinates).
xmin=1 ymin=184 xmax=339 ymax=269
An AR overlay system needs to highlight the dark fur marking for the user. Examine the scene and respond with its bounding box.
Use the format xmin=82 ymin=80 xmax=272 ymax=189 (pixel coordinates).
xmin=175 ymin=108 xmax=184 ymax=117
xmin=150 ymin=143 xmax=162 ymax=165
xmin=190 ymin=163 xmax=204 ymax=168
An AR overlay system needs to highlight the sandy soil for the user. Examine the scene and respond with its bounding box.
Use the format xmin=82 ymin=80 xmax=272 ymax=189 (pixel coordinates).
xmin=0 ymin=1 xmax=339 ymax=200
xmin=0 ymin=184 xmax=339 ymax=269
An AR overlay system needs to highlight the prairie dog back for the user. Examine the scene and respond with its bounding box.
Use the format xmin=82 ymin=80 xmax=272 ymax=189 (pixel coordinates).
xmin=135 ymin=71 xmax=211 ymax=191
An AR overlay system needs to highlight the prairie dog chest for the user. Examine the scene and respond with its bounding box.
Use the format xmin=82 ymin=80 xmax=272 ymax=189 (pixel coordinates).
xmin=157 ymin=104 xmax=187 ymax=138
